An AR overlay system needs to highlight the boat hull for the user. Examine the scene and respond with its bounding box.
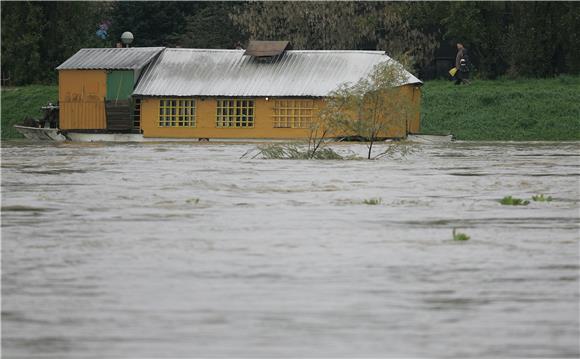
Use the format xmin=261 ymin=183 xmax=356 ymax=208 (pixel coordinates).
xmin=13 ymin=125 xmax=67 ymax=141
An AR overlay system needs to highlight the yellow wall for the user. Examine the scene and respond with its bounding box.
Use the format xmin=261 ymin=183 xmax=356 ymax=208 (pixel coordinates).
xmin=141 ymin=97 xmax=312 ymax=139
xmin=139 ymin=84 xmax=421 ymax=139
xmin=59 ymin=70 xmax=107 ymax=130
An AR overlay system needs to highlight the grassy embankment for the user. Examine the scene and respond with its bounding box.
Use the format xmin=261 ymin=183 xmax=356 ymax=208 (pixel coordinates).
xmin=420 ymin=76 xmax=580 ymax=141
xmin=1 ymin=85 xmax=58 ymax=139
xmin=1 ymin=76 xmax=579 ymax=140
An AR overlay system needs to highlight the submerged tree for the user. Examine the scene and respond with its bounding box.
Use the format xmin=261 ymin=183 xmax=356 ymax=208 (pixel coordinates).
xmin=244 ymin=109 xmax=342 ymax=160
xmin=244 ymin=59 xmax=418 ymax=161
xmin=325 ymin=57 xmax=418 ymax=160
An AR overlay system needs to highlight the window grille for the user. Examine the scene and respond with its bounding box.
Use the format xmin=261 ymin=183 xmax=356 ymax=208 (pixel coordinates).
xmin=158 ymin=99 xmax=196 ymax=127
xmin=273 ymin=99 xmax=317 ymax=128
xmin=216 ymin=99 xmax=254 ymax=128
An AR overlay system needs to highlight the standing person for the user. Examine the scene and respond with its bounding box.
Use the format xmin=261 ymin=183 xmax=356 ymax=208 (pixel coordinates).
xmin=455 ymin=42 xmax=471 ymax=85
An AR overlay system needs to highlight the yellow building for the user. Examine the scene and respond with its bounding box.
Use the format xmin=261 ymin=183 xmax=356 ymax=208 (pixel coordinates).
xmin=57 ymin=42 xmax=422 ymax=140
xmin=57 ymin=47 xmax=164 ymax=132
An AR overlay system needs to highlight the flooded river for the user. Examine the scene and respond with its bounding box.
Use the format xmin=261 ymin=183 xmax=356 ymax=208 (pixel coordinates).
xmin=2 ymin=141 xmax=579 ymax=358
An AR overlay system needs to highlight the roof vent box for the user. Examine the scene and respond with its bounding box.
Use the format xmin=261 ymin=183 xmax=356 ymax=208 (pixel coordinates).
xmin=244 ymin=40 xmax=290 ymax=58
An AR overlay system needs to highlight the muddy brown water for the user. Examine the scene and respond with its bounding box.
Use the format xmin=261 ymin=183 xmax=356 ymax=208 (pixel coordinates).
xmin=1 ymin=141 xmax=579 ymax=358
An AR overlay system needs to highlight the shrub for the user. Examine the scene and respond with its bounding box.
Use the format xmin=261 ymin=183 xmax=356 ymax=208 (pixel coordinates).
xmin=363 ymin=197 xmax=382 ymax=205
xmin=452 ymin=228 xmax=470 ymax=241
xmin=244 ymin=143 xmax=345 ymax=160
xmin=532 ymin=194 xmax=553 ymax=202
xmin=499 ymin=196 xmax=529 ymax=206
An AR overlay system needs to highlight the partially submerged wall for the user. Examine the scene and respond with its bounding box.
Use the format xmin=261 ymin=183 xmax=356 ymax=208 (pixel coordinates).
xmin=138 ymin=85 xmax=420 ymax=139
xmin=140 ymin=97 xmax=322 ymax=139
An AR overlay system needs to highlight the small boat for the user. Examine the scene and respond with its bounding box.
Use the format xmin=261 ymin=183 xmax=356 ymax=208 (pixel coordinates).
xmin=13 ymin=125 xmax=67 ymax=141
xmin=13 ymin=103 xmax=67 ymax=141
xmin=406 ymin=134 xmax=454 ymax=144
xmin=64 ymin=132 xmax=145 ymax=142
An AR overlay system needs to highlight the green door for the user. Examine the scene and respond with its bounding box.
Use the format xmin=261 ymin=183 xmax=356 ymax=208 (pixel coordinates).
xmin=106 ymin=70 xmax=134 ymax=101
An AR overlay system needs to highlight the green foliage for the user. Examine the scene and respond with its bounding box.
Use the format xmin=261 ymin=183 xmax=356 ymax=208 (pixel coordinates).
xmin=110 ymin=2 xmax=245 ymax=49
xmin=3 ymin=2 xmax=580 ymax=85
xmin=561 ymin=7 xmax=580 ymax=74
xmin=1 ymin=2 xmax=245 ymax=85
xmin=499 ymin=196 xmax=530 ymax=206
xmin=1 ymin=2 xmax=44 ymax=85
xmin=231 ymin=2 xmax=437 ymax=68
xmin=363 ymin=198 xmax=382 ymax=205
xmin=420 ymin=76 xmax=580 ymax=141
xmin=532 ymin=194 xmax=553 ymax=202
xmin=406 ymin=2 xmax=580 ymax=78
xmin=111 ymin=2 xmax=188 ymax=47
xmin=168 ymin=3 xmax=245 ymax=48
xmin=445 ymin=3 xmax=507 ymax=78
xmin=502 ymin=2 xmax=580 ymax=77
xmin=452 ymin=228 xmax=470 ymax=241
xmin=231 ymin=2 xmax=368 ymax=49
xmin=1 ymin=2 xmax=110 ymax=85
xmin=1 ymin=85 xmax=58 ymax=139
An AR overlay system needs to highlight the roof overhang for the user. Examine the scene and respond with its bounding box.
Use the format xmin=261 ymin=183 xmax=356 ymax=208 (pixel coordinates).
xmin=56 ymin=47 xmax=165 ymax=71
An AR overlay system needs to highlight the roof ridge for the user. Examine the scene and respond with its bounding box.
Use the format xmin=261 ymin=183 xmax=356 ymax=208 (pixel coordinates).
xmin=288 ymin=50 xmax=384 ymax=53
xmin=78 ymin=47 xmax=166 ymax=51
xmin=163 ymin=48 xmax=384 ymax=54
xmin=166 ymin=48 xmax=242 ymax=52
xmin=72 ymin=48 xmax=385 ymax=54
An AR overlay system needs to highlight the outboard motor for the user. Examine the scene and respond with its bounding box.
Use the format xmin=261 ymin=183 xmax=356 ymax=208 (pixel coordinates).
xmin=40 ymin=102 xmax=59 ymax=128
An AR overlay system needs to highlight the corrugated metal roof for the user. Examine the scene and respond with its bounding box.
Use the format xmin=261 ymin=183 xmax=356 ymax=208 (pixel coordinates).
xmin=133 ymin=49 xmax=422 ymax=97
xmin=56 ymin=47 xmax=165 ymax=70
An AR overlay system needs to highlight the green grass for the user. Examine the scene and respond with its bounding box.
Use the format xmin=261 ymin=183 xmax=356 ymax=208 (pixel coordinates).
xmin=1 ymin=85 xmax=58 ymax=139
xmin=499 ymin=196 xmax=530 ymax=206
xmin=420 ymin=76 xmax=580 ymax=141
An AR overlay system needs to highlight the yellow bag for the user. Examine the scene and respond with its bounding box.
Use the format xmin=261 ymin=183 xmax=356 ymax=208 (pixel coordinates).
xmin=449 ymin=67 xmax=458 ymax=77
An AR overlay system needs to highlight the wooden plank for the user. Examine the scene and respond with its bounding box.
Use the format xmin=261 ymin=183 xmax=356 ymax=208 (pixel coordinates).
xmin=105 ymin=100 xmax=133 ymax=130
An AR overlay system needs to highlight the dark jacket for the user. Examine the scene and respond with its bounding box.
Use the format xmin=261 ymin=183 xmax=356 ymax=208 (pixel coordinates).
xmin=456 ymin=48 xmax=469 ymax=72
